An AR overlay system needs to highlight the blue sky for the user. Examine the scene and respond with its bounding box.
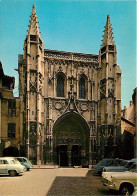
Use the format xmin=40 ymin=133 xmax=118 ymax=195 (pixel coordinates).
xmin=0 ymin=0 xmax=136 ymax=108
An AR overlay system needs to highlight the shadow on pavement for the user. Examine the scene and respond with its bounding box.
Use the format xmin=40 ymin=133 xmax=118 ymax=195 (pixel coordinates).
xmin=47 ymin=170 xmax=117 ymax=196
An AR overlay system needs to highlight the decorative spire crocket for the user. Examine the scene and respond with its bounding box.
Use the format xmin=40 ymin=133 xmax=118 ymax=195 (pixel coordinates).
xmin=101 ymin=15 xmax=115 ymax=48
xmin=27 ymin=4 xmax=41 ymax=37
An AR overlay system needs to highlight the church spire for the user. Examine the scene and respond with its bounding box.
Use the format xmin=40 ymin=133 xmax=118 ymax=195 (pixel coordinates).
xmin=101 ymin=15 xmax=115 ymax=48
xmin=27 ymin=4 xmax=41 ymax=37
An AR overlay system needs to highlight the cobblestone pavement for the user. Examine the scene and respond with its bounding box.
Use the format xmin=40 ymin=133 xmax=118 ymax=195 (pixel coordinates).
xmin=0 ymin=168 xmax=116 ymax=196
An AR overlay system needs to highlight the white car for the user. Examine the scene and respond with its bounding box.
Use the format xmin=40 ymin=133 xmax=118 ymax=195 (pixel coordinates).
xmin=0 ymin=157 xmax=26 ymax=176
xmin=102 ymin=163 xmax=137 ymax=195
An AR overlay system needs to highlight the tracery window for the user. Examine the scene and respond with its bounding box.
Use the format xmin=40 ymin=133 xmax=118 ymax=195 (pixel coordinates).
xmin=57 ymin=76 xmax=64 ymax=97
xmin=79 ymin=78 xmax=85 ymax=99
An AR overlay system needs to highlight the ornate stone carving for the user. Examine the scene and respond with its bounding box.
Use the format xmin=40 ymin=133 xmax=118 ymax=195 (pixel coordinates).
xmin=44 ymin=50 xmax=98 ymax=63
xmin=58 ymin=65 xmax=63 ymax=72
xmin=48 ymin=76 xmax=53 ymax=84
xmin=57 ymin=138 xmax=81 ymax=145
xmin=76 ymin=101 xmax=93 ymax=114
xmin=100 ymin=79 xmax=106 ymax=99
xmin=54 ymin=102 xmax=62 ymax=110
xmin=80 ymin=102 xmax=88 ymax=111
xmin=29 ymin=77 xmax=37 ymax=92
xmin=53 ymin=100 xmax=68 ymax=113
xmin=108 ymin=88 xmax=114 ymax=97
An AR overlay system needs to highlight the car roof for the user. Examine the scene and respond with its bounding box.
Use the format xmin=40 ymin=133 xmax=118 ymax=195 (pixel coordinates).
xmin=0 ymin=157 xmax=15 ymax=160
xmin=102 ymin=158 xmax=120 ymax=160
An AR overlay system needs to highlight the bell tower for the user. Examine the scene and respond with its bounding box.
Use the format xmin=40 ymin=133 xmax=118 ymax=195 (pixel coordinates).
xmin=20 ymin=5 xmax=45 ymax=164
xmin=98 ymin=15 xmax=122 ymax=158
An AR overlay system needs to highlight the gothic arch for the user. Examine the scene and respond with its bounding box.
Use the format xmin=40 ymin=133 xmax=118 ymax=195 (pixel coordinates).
xmin=56 ymin=72 xmax=66 ymax=97
xmin=53 ymin=111 xmax=90 ymax=133
xmin=53 ymin=112 xmax=90 ymax=166
xmin=79 ymin=74 xmax=88 ymax=99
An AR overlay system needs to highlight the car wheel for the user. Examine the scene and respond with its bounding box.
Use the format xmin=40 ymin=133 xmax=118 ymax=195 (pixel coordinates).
xmin=27 ymin=168 xmax=30 ymax=171
xmin=9 ymin=170 xmax=17 ymax=177
xmin=120 ymin=185 xmax=133 ymax=196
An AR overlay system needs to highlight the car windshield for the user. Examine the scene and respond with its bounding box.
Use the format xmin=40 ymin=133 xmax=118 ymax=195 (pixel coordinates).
xmin=17 ymin=158 xmax=23 ymax=162
xmin=100 ymin=160 xmax=108 ymax=166
xmin=125 ymin=162 xmax=135 ymax=168
xmin=22 ymin=158 xmax=27 ymax=163
xmin=129 ymin=164 xmax=137 ymax=171
xmin=117 ymin=160 xmax=128 ymax=166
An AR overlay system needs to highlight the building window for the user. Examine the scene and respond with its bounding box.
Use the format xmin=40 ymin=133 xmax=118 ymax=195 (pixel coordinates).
xmin=8 ymin=100 xmax=16 ymax=116
xmin=8 ymin=123 xmax=16 ymax=139
xmin=79 ymin=78 xmax=85 ymax=99
xmin=2 ymin=78 xmax=11 ymax=89
xmin=57 ymin=76 xmax=64 ymax=97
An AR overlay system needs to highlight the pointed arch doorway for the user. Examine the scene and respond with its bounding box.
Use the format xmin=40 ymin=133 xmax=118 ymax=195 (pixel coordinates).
xmin=53 ymin=112 xmax=90 ymax=167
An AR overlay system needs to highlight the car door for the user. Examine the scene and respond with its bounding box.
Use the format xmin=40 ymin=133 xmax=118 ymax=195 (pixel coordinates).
xmin=0 ymin=160 xmax=8 ymax=174
xmin=129 ymin=164 xmax=137 ymax=188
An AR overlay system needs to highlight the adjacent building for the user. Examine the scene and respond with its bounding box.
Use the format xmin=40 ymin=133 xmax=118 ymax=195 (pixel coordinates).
xmin=121 ymin=88 xmax=137 ymax=159
xmin=18 ymin=5 xmax=122 ymax=166
xmin=0 ymin=62 xmax=20 ymax=157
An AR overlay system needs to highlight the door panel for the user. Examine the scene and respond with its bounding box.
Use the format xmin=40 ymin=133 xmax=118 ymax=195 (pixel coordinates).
xmin=0 ymin=164 xmax=7 ymax=174
xmin=71 ymin=145 xmax=81 ymax=166
xmin=59 ymin=145 xmax=68 ymax=167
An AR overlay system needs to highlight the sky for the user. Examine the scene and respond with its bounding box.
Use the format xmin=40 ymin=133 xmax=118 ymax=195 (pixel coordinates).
xmin=0 ymin=0 xmax=136 ymax=109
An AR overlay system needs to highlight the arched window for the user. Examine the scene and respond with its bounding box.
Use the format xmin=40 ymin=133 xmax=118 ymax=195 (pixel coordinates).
xmin=57 ymin=76 xmax=64 ymax=97
xmin=79 ymin=78 xmax=85 ymax=99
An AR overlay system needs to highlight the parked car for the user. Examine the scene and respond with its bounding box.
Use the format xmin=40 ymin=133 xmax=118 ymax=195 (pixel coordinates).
xmin=95 ymin=158 xmax=127 ymax=175
xmin=0 ymin=157 xmax=26 ymax=176
xmin=102 ymin=163 xmax=137 ymax=195
xmin=16 ymin=157 xmax=32 ymax=171
xmin=103 ymin=160 xmax=136 ymax=172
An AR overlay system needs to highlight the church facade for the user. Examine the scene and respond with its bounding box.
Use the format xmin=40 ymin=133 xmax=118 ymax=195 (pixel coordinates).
xmin=18 ymin=5 xmax=122 ymax=166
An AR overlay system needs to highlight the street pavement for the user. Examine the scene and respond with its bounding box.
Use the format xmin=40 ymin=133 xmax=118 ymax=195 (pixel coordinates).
xmin=0 ymin=168 xmax=114 ymax=196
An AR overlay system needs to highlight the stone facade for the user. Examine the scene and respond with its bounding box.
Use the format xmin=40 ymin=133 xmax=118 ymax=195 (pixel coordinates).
xmin=0 ymin=62 xmax=20 ymax=157
xmin=18 ymin=5 xmax=122 ymax=166
xmin=122 ymin=88 xmax=137 ymax=159
xmin=121 ymin=117 xmax=135 ymax=159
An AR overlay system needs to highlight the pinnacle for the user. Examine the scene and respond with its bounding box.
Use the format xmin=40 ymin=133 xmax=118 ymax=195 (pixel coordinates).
xmin=27 ymin=4 xmax=41 ymax=37
xmin=32 ymin=4 xmax=36 ymax=15
xmin=101 ymin=15 xmax=115 ymax=48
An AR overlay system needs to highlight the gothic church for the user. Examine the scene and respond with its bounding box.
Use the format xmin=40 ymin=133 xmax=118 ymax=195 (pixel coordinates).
xmin=18 ymin=5 xmax=122 ymax=166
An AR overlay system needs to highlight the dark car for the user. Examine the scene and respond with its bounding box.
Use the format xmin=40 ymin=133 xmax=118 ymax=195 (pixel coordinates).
xmin=103 ymin=160 xmax=137 ymax=172
xmin=95 ymin=158 xmax=128 ymax=175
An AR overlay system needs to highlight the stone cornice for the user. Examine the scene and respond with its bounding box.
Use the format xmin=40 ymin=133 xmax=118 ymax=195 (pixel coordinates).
xmin=44 ymin=49 xmax=99 ymax=64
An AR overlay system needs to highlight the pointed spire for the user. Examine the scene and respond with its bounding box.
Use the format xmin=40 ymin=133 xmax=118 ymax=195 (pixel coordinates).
xmin=32 ymin=4 xmax=36 ymax=15
xmin=27 ymin=4 xmax=41 ymax=37
xmin=101 ymin=15 xmax=115 ymax=48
